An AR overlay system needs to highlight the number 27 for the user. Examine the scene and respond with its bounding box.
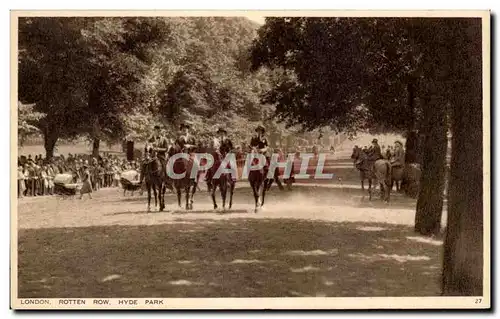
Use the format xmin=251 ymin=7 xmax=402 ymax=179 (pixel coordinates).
xmin=475 ymin=298 xmax=482 ymax=304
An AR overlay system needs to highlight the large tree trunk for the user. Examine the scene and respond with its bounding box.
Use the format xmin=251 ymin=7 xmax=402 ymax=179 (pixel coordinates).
xmin=92 ymin=138 xmax=100 ymax=159
xmin=414 ymin=90 xmax=447 ymax=236
xmin=404 ymin=80 xmax=419 ymax=164
xmin=405 ymin=131 xmax=418 ymax=164
xmin=442 ymin=21 xmax=483 ymax=296
xmin=43 ymin=127 xmax=59 ymax=160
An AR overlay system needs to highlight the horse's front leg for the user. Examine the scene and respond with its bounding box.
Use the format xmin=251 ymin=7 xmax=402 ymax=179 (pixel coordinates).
xmin=159 ymin=183 xmax=165 ymax=212
xmin=220 ymin=179 xmax=227 ymax=209
xmin=189 ymin=181 xmax=197 ymax=210
xmin=274 ymin=168 xmax=284 ymax=191
xmin=152 ymin=184 xmax=158 ymax=210
xmin=176 ymin=185 xmax=182 ymax=208
xmin=360 ymin=171 xmax=365 ymax=191
xmin=211 ymin=180 xmax=218 ymax=210
xmin=146 ymin=182 xmax=151 ymax=211
xmin=251 ymin=182 xmax=260 ymax=213
xmin=228 ymin=180 xmax=235 ymax=209
xmin=368 ymin=178 xmax=372 ymax=201
xmin=185 ymin=185 xmax=190 ymax=210
xmin=261 ymin=180 xmax=270 ymax=208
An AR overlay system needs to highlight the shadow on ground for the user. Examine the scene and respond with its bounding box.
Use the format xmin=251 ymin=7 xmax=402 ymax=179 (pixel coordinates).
xmin=18 ymin=218 xmax=442 ymax=298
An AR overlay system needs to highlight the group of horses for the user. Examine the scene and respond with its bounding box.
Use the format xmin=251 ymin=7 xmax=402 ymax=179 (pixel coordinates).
xmin=350 ymin=146 xmax=420 ymax=202
xmin=142 ymin=145 xmax=282 ymax=213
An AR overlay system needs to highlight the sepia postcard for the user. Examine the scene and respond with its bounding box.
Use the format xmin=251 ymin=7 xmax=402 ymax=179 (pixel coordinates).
xmin=10 ymin=9 xmax=490 ymax=310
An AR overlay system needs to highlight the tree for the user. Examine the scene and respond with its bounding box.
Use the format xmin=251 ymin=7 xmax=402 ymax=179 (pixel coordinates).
xmin=17 ymin=102 xmax=45 ymax=146
xmin=250 ymin=17 xmax=451 ymax=236
xmin=154 ymin=17 xmax=267 ymax=140
xmin=18 ymin=17 xmax=92 ymax=158
xmin=442 ymin=18 xmax=483 ymax=296
xmin=18 ymin=17 xmax=170 ymax=158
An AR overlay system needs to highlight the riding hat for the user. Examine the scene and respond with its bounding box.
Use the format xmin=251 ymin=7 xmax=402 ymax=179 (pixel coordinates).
xmin=255 ymin=124 xmax=266 ymax=133
xmin=372 ymin=138 xmax=378 ymax=143
xmin=395 ymin=140 xmax=403 ymax=147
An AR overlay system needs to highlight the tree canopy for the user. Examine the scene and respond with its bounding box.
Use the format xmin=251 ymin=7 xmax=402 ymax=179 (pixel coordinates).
xmin=18 ymin=16 xmax=278 ymax=156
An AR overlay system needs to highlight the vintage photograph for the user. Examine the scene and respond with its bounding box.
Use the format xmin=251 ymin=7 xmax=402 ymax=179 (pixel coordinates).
xmin=11 ymin=10 xmax=489 ymax=309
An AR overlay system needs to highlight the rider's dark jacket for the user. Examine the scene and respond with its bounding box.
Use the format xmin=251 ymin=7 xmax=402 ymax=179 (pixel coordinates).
xmin=368 ymin=144 xmax=383 ymax=161
xmin=174 ymin=133 xmax=196 ymax=153
xmin=250 ymin=135 xmax=269 ymax=156
xmin=217 ymin=138 xmax=234 ymax=156
xmin=146 ymin=134 xmax=169 ymax=160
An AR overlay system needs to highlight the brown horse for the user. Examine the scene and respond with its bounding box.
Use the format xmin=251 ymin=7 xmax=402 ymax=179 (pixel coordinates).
xmin=391 ymin=165 xmax=404 ymax=192
xmin=206 ymin=149 xmax=236 ymax=210
xmin=142 ymin=145 xmax=166 ymax=212
xmin=247 ymin=148 xmax=273 ymax=213
xmin=351 ymin=146 xmax=372 ymax=191
xmin=351 ymin=147 xmax=392 ymax=202
xmin=167 ymin=145 xmax=198 ymax=210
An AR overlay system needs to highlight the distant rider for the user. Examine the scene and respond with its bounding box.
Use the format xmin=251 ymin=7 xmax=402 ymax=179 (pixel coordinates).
xmin=249 ymin=124 xmax=284 ymax=190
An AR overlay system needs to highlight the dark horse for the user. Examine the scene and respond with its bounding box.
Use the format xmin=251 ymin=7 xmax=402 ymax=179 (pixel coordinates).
xmin=206 ymin=148 xmax=236 ymax=210
xmin=351 ymin=146 xmax=392 ymax=202
xmin=142 ymin=145 xmax=166 ymax=212
xmin=247 ymin=148 xmax=274 ymax=213
xmin=168 ymin=145 xmax=198 ymax=210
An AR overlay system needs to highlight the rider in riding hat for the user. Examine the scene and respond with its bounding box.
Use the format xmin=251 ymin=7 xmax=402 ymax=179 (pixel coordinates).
xmin=250 ymin=124 xmax=269 ymax=157
xmin=390 ymin=140 xmax=405 ymax=168
xmin=368 ymin=138 xmax=383 ymax=161
xmin=250 ymin=124 xmax=284 ymax=190
xmin=141 ymin=125 xmax=168 ymax=181
xmin=174 ymin=122 xmax=196 ymax=154
xmin=205 ymin=127 xmax=234 ymax=185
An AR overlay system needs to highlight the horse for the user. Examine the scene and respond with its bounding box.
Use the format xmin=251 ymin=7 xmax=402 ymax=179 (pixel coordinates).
xmin=351 ymin=146 xmax=372 ymax=191
xmin=401 ymin=163 xmax=421 ymax=198
xmin=206 ymin=148 xmax=236 ymax=210
xmin=142 ymin=145 xmax=166 ymax=212
xmin=168 ymin=144 xmax=198 ymax=210
xmin=390 ymin=164 xmax=404 ymax=192
xmin=351 ymin=146 xmax=392 ymax=202
xmin=248 ymin=147 xmax=273 ymax=213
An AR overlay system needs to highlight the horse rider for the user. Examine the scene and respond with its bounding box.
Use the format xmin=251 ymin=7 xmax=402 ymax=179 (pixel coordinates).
xmin=173 ymin=122 xmax=196 ymax=154
xmin=141 ymin=125 xmax=168 ymax=181
xmin=249 ymin=124 xmax=284 ymax=190
xmin=390 ymin=140 xmax=405 ymax=168
xmin=368 ymin=138 xmax=383 ymax=162
xmin=353 ymin=145 xmax=363 ymax=168
xmin=205 ymin=127 xmax=234 ymax=185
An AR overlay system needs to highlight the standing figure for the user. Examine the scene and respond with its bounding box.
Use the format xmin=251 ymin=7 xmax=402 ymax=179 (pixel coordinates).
xmin=79 ymin=164 xmax=93 ymax=199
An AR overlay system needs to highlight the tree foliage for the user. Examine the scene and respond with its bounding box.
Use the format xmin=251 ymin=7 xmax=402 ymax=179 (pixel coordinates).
xmin=17 ymin=102 xmax=46 ymax=146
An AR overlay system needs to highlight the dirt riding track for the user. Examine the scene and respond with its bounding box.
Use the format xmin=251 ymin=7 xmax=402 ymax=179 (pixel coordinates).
xmin=17 ymin=180 xmax=447 ymax=298
xmin=17 ymin=135 xmax=447 ymax=298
